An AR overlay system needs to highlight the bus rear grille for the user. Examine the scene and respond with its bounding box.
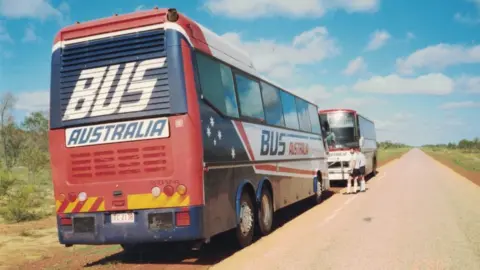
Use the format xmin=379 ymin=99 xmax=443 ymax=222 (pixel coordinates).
xmin=59 ymin=28 xmax=171 ymax=125
xmin=328 ymin=161 xmax=349 ymax=168
xmin=68 ymin=144 xmax=171 ymax=183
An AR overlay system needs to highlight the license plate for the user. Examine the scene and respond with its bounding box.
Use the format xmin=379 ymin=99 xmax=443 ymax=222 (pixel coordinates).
xmin=111 ymin=212 xmax=135 ymax=224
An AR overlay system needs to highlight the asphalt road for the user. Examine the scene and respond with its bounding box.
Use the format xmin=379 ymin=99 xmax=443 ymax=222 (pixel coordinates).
xmin=211 ymin=148 xmax=480 ymax=270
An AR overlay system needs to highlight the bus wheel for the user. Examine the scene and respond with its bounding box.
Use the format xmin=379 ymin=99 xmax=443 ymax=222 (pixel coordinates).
xmin=257 ymin=188 xmax=273 ymax=236
xmin=372 ymin=157 xmax=377 ymax=176
xmin=236 ymin=191 xmax=255 ymax=248
xmin=313 ymin=176 xmax=324 ymax=205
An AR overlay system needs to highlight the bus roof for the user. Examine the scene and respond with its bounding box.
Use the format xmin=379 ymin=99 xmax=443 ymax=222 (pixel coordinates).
xmin=52 ymin=8 xmax=316 ymax=108
xmin=319 ymin=109 xmax=375 ymax=124
xmin=319 ymin=109 xmax=357 ymax=114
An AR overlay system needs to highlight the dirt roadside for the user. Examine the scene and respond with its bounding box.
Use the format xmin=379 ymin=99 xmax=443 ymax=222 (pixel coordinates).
xmin=3 ymin=155 xmax=405 ymax=270
xmin=424 ymin=152 xmax=480 ymax=187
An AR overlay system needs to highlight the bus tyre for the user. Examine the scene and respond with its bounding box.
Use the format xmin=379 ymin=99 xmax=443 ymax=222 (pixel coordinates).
xmin=313 ymin=177 xmax=323 ymax=205
xmin=236 ymin=191 xmax=255 ymax=248
xmin=256 ymin=188 xmax=273 ymax=236
xmin=372 ymin=157 xmax=377 ymax=176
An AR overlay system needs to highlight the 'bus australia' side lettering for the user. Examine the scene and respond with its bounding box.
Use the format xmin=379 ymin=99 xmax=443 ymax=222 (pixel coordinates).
xmin=62 ymin=57 xmax=166 ymax=121
xmin=65 ymin=117 xmax=169 ymax=148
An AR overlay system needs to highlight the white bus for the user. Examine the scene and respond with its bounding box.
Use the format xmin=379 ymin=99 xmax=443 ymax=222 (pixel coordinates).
xmin=319 ymin=109 xmax=377 ymax=183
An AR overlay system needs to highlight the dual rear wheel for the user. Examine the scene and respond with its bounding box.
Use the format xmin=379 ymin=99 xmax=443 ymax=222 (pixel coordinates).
xmin=236 ymin=187 xmax=273 ymax=248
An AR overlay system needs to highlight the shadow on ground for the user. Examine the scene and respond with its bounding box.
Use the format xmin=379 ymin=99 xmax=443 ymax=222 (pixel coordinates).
xmin=85 ymin=171 xmax=380 ymax=268
xmin=84 ymin=192 xmax=341 ymax=267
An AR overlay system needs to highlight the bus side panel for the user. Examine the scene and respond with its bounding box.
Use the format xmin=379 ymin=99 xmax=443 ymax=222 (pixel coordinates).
xmin=358 ymin=115 xmax=377 ymax=174
xmin=197 ymin=102 xmax=323 ymax=238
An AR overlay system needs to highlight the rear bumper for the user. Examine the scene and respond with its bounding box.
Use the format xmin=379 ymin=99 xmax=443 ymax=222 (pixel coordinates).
xmin=57 ymin=206 xmax=204 ymax=245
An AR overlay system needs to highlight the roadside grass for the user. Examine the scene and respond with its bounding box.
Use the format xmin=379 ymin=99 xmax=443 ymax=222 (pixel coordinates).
xmin=422 ymin=148 xmax=480 ymax=172
xmin=422 ymin=147 xmax=480 ymax=187
xmin=377 ymin=147 xmax=411 ymax=166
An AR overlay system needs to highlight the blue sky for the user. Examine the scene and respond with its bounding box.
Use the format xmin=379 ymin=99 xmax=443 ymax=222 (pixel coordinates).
xmin=0 ymin=0 xmax=479 ymax=146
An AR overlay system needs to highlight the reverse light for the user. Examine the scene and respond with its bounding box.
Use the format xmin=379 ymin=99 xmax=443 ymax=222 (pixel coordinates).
xmin=175 ymin=211 xmax=190 ymax=227
xmin=177 ymin=185 xmax=187 ymax=195
xmin=78 ymin=192 xmax=87 ymax=202
xmin=164 ymin=185 xmax=174 ymax=197
xmin=151 ymin=186 xmax=161 ymax=197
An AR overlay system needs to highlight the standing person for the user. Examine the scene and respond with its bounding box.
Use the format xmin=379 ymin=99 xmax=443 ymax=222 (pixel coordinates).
xmin=345 ymin=148 xmax=359 ymax=194
xmin=358 ymin=150 xmax=367 ymax=192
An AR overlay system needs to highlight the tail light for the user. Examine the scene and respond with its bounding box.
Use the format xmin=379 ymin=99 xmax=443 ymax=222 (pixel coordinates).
xmin=164 ymin=185 xmax=174 ymax=196
xmin=151 ymin=186 xmax=161 ymax=197
xmin=68 ymin=192 xmax=77 ymax=202
xmin=60 ymin=217 xmax=72 ymax=226
xmin=177 ymin=185 xmax=187 ymax=195
xmin=175 ymin=211 xmax=190 ymax=227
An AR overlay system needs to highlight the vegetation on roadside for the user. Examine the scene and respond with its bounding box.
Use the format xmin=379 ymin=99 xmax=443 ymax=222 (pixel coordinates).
xmin=0 ymin=92 xmax=52 ymax=223
xmin=377 ymin=141 xmax=412 ymax=163
xmin=422 ymin=138 xmax=480 ymax=172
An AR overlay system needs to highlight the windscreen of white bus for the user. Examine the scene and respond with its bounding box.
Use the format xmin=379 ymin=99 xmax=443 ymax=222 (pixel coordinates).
xmin=319 ymin=112 xmax=359 ymax=150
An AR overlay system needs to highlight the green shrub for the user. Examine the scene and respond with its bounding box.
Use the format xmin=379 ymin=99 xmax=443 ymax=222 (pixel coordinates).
xmin=0 ymin=171 xmax=16 ymax=197
xmin=0 ymin=184 xmax=46 ymax=223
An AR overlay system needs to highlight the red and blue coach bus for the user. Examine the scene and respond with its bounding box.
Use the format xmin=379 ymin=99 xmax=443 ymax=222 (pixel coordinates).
xmin=318 ymin=109 xmax=377 ymax=183
xmin=49 ymin=8 xmax=329 ymax=251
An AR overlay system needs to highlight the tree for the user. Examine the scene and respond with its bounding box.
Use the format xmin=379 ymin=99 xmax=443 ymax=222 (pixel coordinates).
xmin=3 ymin=122 xmax=25 ymax=169
xmin=19 ymin=146 xmax=48 ymax=183
xmin=0 ymin=92 xmax=17 ymax=170
xmin=22 ymin=111 xmax=49 ymax=152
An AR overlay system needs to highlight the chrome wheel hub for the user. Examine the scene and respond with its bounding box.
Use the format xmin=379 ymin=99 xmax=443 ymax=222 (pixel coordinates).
xmin=240 ymin=202 xmax=253 ymax=235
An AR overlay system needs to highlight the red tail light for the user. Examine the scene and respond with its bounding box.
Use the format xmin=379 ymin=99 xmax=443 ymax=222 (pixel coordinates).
xmin=68 ymin=192 xmax=77 ymax=202
xmin=164 ymin=185 xmax=174 ymax=196
xmin=60 ymin=217 xmax=72 ymax=226
xmin=175 ymin=211 xmax=190 ymax=227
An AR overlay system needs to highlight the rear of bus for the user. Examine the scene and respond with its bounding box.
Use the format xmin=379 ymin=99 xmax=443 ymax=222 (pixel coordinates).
xmin=49 ymin=9 xmax=204 ymax=246
xmin=319 ymin=109 xmax=359 ymax=182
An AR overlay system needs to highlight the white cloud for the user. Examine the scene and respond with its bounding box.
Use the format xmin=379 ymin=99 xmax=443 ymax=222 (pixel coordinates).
xmin=365 ymin=30 xmax=390 ymax=51
xmin=353 ymin=73 xmax=454 ymax=95
xmin=333 ymin=85 xmax=348 ymax=93
xmin=439 ymin=101 xmax=480 ymax=110
xmin=15 ymin=90 xmax=49 ymax=112
xmin=454 ymin=75 xmax=480 ymax=93
xmin=406 ymin=32 xmax=415 ymax=40
xmin=22 ymin=24 xmax=38 ymax=43
xmin=204 ymin=0 xmax=380 ymax=19
xmin=343 ymin=56 xmax=367 ymax=76
xmin=454 ymin=12 xmax=480 ymax=24
xmin=0 ymin=21 xmax=13 ymax=43
xmin=0 ymin=0 xmax=68 ymax=23
xmin=393 ymin=112 xmax=413 ymax=122
xmin=221 ymin=26 xmax=340 ymax=82
xmin=396 ymin=44 xmax=480 ymax=75
xmin=337 ymin=97 xmax=386 ymax=109
xmin=296 ymin=84 xmax=332 ymax=105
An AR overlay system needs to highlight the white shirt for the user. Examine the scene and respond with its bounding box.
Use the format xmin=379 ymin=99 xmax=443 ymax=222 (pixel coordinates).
xmin=349 ymin=152 xmax=358 ymax=169
xmin=356 ymin=152 xmax=366 ymax=168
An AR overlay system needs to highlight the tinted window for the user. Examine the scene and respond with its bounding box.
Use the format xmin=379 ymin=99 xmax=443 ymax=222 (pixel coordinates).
xmin=295 ymin=98 xmax=311 ymax=132
xmin=280 ymin=91 xmax=299 ymax=130
xmin=359 ymin=116 xmax=376 ymax=140
xmin=234 ymin=73 xmax=265 ymax=121
xmin=196 ymin=53 xmax=239 ymax=117
xmin=261 ymin=82 xmax=285 ymax=127
xmin=308 ymin=104 xmax=321 ymax=134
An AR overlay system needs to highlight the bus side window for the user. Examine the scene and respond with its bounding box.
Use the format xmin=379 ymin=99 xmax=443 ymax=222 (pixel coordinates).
xmin=260 ymin=82 xmax=285 ymax=127
xmin=295 ymin=97 xmax=312 ymax=132
xmin=234 ymin=73 xmax=265 ymax=122
xmin=307 ymin=103 xmax=321 ymax=134
xmin=196 ymin=53 xmax=240 ymax=118
xmin=279 ymin=91 xmax=300 ymax=130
